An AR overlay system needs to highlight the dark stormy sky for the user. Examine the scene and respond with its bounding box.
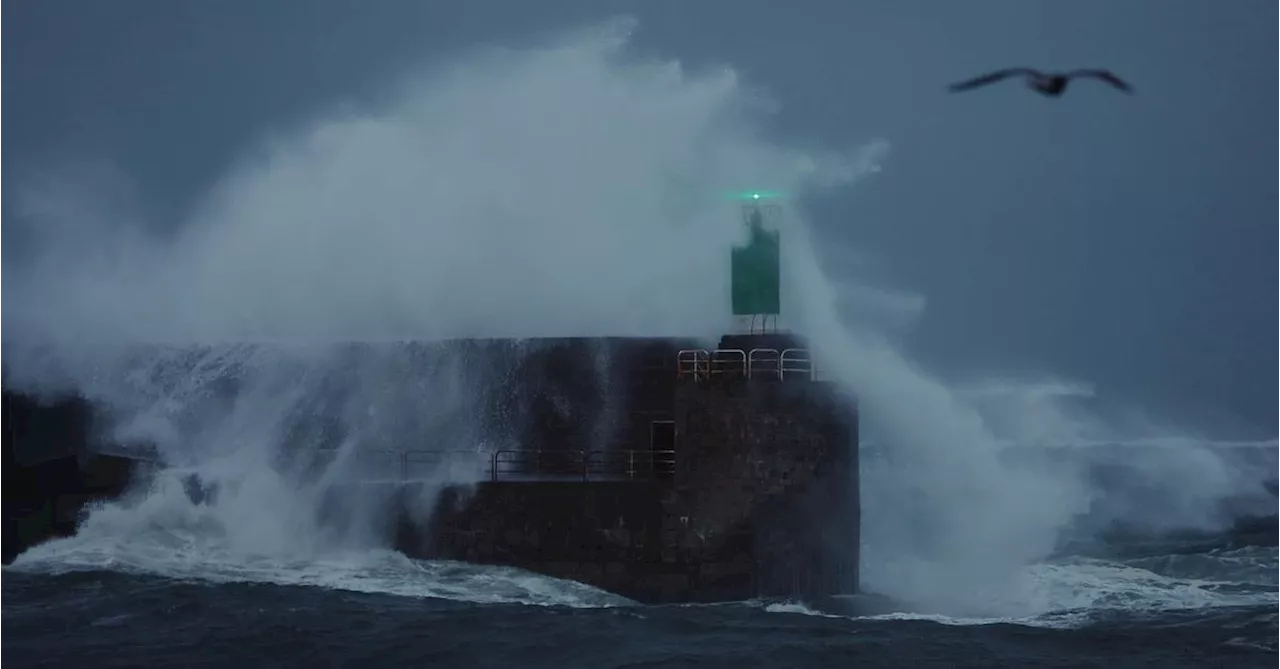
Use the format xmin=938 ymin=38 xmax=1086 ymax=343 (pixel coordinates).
xmin=3 ymin=0 xmax=1276 ymax=436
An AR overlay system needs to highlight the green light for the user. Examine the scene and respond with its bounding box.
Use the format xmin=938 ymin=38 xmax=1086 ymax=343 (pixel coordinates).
xmin=725 ymin=189 xmax=786 ymax=202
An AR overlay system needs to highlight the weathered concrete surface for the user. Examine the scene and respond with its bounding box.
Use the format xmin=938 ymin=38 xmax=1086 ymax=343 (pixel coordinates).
xmin=2 ymin=453 xmax=153 ymax=564
xmin=404 ymin=375 xmax=860 ymax=604
xmin=3 ymin=392 xmax=153 ymax=563
xmin=1 ymin=335 xmax=862 ymax=605
xmin=4 ymin=391 xmax=95 ymax=466
xmin=671 ymin=376 xmax=860 ymax=599
xmin=397 ymin=480 xmax=755 ymax=602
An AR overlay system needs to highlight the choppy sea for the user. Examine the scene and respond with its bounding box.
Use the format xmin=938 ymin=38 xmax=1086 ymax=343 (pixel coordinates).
xmin=4 ymin=502 xmax=1275 ymax=668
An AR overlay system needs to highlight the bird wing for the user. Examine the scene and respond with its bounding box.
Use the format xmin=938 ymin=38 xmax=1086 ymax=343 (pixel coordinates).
xmin=1066 ymin=69 xmax=1133 ymax=92
xmin=946 ymin=68 xmax=1040 ymax=92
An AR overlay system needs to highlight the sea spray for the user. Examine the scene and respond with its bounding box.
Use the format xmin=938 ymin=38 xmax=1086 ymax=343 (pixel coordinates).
xmin=2 ymin=18 xmax=1261 ymax=615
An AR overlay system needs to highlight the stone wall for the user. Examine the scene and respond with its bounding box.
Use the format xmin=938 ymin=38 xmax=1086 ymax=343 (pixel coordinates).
xmin=4 ymin=391 xmax=94 ymax=466
xmin=408 ymin=375 xmax=860 ymax=603
xmin=2 ymin=336 xmax=862 ymax=602
xmin=2 ymin=451 xmax=150 ymax=563
xmin=401 ymin=481 xmax=699 ymax=602
xmin=670 ymin=377 xmax=860 ymax=599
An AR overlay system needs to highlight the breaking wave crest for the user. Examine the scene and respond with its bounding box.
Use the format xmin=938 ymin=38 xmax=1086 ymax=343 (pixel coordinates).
xmin=7 ymin=465 xmax=632 ymax=609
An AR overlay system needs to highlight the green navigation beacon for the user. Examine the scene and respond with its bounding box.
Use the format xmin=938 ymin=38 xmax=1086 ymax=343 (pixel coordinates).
xmin=728 ymin=191 xmax=783 ymax=332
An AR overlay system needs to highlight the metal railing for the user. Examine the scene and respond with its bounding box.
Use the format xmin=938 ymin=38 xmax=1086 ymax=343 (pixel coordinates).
xmin=780 ymin=348 xmax=813 ymax=381
xmin=489 ymin=448 xmax=676 ymax=482
xmin=331 ymin=448 xmax=488 ymax=482
xmin=676 ymin=347 xmax=817 ymax=381
xmin=712 ymin=348 xmax=747 ymax=377
xmin=748 ymin=348 xmax=780 ymax=378
xmin=311 ymin=447 xmax=676 ymax=483
xmin=676 ymin=349 xmax=710 ymax=378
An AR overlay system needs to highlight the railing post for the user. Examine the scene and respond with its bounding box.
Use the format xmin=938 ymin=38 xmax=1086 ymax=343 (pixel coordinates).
xmin=711 ymin=349 xmax=747 ymax=379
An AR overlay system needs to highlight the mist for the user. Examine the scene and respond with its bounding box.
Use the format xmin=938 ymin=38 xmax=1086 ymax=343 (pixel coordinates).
xmin=5 ymin=20 xmax=859 ymax=347
xmin=2 ymin=18 xmax=1269 ymax=617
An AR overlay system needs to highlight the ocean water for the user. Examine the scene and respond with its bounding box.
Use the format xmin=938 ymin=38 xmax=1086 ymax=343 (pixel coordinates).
xmin=3 ymin=554 xmax=1275 ymax=668
xmin=4 ymin=469 xmax=1275 ymax=669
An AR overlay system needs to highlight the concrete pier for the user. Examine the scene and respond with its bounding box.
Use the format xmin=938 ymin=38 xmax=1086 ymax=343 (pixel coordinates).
xmin=1 ymin=334 xmax=862 ymax=605
xmin=2 ymin=392 xmax=156 ymax=563
xmin=389 ymin=336 xmax=860 ymax=603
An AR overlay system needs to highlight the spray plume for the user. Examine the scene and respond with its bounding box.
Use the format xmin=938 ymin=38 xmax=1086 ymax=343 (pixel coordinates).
xmin=2 ymin=18 xmax=1265 ymax=616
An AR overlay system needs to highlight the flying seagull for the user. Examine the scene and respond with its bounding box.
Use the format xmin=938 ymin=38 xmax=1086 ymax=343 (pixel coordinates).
xmin=947 ymin=68 xmax=1132 ymax=97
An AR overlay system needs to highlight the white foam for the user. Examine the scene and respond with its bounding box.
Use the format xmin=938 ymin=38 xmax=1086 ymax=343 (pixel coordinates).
xmin=7 ymin=460 xmax=630 ymax=608
xmin=9 ymin=551 xmax=631 ymax=608
xmin=0 ymin=18 xmax=873 ymax=607
xmin=762 ymin=601 xmax=840 ymax=618
xmin=761 ymin=551 xmax=1279 ymax=628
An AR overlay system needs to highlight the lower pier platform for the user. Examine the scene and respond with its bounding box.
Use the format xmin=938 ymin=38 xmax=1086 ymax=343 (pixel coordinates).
xmin=3 ymin=333 xmax=862 ymax=605
xmin=385 ymin=476 xmax=852 ymax=604
xmin=2 ymin=452 xmax=151 ymax=564
xmin=402 ymin=481 xmax=703 ymax=602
